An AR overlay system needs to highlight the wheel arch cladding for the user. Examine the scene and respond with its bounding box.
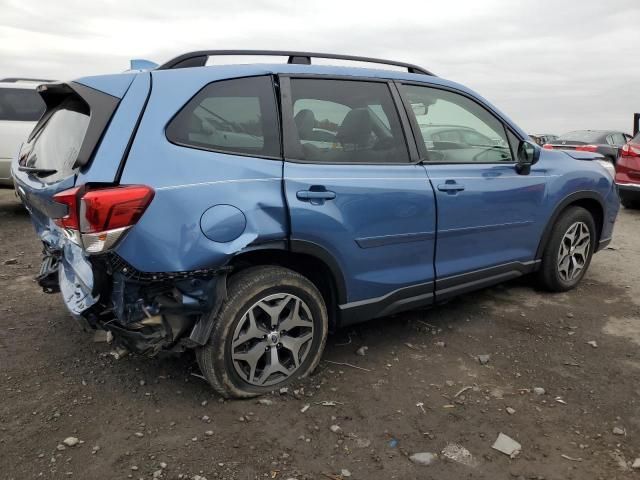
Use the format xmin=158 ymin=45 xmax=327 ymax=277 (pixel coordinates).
xmin=228 ymin=246 xmax=345 ymax=329
xmin=536 ymin=192 xmax=604 ymax=258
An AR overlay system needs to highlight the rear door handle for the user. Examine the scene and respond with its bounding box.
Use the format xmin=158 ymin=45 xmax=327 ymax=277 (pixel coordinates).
xmin=296 ymin=190 xmax=336 ymax=201
xmin=437 ymin=181 xmax=465 ymax=193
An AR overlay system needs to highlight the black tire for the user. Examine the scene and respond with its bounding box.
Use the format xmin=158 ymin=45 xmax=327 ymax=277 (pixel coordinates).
xmin=620 ymin=194 xmax=638 ymax=210
xmin=196 ymin=266 xmax=328 ymax=398
xmin=538 ymin=206 xmax=596 ymax=292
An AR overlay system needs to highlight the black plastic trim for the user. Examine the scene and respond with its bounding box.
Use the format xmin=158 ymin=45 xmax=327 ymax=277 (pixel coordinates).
xmin=289 ymin=239 xmax=347 ymax=305
xmin=338 ymin=281 xmax=434 ymax=326
xmin=189 ymin=272 xmax=228 ymax=345
xmin=435 ymin=260 xmax=539 ymax=302
xmin=115 ymin=73 xmax=153 ymax=183
xmin=156 ymin=50 xmax=434 ymax=76
xmin=69 ymin=82 xmax=120 ymax=168
xmin=534 ymin=191 xmax=605 ymax=258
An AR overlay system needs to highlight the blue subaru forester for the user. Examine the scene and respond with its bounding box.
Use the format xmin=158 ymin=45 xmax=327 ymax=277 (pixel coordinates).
xmin=12 ymin=51 xmax=619 ymax=397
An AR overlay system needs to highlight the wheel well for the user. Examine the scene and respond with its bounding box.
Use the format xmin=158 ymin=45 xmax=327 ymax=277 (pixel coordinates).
xmin=569 ymin=198 xmax=603 ymax=243
xmin=536 ymin=195 xmax=605 ymax=259
xmin=228 ymin=249 xmax=340 ymax=329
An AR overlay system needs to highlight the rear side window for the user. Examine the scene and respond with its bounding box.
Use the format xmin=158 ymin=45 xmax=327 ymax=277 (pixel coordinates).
xmin=0 ymin=88 xmax=46 ymax=121
xmin=287 ymin=79 xmax=410 ymax=163
xmin=400 ymin=84 xmax=513 ymax=163
xmin=20 ymin=97 xmax=90 ymax=183
xmin=166 ymin=76 xmax=280 ymax=158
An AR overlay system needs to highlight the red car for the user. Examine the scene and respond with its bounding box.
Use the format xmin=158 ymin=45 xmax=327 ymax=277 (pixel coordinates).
xmin=616 ymin=132 xmax=640 ymax=208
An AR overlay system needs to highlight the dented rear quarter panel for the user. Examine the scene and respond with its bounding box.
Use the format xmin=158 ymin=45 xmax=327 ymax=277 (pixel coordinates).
xmin=115 ymin=67 xmax=287 ymax=273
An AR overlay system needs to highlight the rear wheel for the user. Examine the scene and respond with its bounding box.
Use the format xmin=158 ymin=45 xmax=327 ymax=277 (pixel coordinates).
xmin=539 ymin=206 xmax=595 ymax=292
xmin=197 ymin=266 xmax=328 ymax=398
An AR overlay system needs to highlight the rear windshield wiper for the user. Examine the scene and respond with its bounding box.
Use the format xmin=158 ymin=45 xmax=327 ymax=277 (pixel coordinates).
xmin=18 ymin=166 xmax=58 ymax=176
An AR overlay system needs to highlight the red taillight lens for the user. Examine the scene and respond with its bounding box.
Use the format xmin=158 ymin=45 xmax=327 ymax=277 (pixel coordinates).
xmin=542 ymin=144 xmax=554 ymax=149
xmin=622 ymin=143 xmax=640 ymax=157
xmin=52 ymin=185 xmax=154 ymax=252
xmin=80 ymin=185 xmax=154 ymax=233
xmin=575 ymin=145 xmax=598 ymax=152
xmin=53 ymin=187 xmax=81 ymax=230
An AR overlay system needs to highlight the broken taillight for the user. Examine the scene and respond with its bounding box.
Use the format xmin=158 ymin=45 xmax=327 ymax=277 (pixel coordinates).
xmin=53 ymin=185 xmax=154 ymax=253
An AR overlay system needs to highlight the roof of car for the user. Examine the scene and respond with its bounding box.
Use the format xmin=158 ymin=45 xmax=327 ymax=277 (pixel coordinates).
xmin=73 ymin=61 xmax=530 ymax=141
xmin=0 ymin=79 xmax=53 ymax=90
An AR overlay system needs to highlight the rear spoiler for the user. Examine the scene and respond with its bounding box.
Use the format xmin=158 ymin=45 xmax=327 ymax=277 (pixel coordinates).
xmin=562 ymin=150 xmax=605 ymax=161
xmin=28 ymin=82 xmax=120 ymax=169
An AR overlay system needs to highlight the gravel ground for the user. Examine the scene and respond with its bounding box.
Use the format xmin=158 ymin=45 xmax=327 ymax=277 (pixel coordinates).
xmin=1 ymin=187 xmax=639 ymax=480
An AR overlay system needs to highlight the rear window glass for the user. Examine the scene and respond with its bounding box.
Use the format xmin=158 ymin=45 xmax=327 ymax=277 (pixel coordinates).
xmin=633 ymin=132 xmax=640 ymax=143
xmin=20 ymin=97 xmax=90 ymax=183
xmin=558 ymin=131 xmax=605 ymax=143
xmin=166 ymin=76 xmax=280 ymax=158
xmin=0 ymin=88 xmax=46 ymax=121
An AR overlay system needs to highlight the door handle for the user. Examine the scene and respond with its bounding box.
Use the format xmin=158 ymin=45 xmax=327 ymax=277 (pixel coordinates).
xmin=437 ymin=181 xmax=465 ymax=193
xmin=296 ymin=190 xmax=336 ymax=201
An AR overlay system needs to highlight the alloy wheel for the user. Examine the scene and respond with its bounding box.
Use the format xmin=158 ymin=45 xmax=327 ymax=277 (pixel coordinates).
xmin=557 ymin=221 xmax=591 ymax=282
xmin=231 ymin=293 xmax=314 ymax=386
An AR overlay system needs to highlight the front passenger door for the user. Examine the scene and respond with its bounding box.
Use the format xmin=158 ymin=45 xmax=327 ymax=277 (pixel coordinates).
xmin=398 ymin=83 xmax=547 ymax=299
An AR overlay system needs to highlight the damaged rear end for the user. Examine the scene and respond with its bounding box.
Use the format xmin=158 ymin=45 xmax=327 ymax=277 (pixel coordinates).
xmin=12 ymin=73 xmax=228 ymax=356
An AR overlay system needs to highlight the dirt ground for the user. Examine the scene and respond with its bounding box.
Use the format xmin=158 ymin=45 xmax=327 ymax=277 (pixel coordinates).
xmin=1 ymin=187 xmax=639 ymax=480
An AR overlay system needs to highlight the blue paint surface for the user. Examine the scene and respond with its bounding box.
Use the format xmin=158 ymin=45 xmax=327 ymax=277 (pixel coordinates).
xmin=12 ymin=61 xmax=620 ymax=315
xmin=200 ymin=205 xmax=247 ymax=243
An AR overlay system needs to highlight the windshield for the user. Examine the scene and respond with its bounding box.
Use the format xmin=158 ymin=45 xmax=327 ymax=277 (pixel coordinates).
xmin=0 ymin=88 xmax=46 ymax=121
xmin=558 ymin=131 xmax=604 ymax=143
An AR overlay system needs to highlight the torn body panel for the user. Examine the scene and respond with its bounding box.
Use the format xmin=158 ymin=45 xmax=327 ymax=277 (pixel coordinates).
xmin=38 ymin=230 xmax=231 ymax=355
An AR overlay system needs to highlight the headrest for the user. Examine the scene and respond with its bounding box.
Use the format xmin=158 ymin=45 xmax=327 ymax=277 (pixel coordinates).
xmin=294 ymin=109 xmax=316 ymax=139
xmin=337 ymin=108 xmax=373 ymax=147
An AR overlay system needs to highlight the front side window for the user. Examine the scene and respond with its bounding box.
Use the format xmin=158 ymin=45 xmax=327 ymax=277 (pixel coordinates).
xmin=166 ymin=76 xmax=280 ymax=158
xmin=400 ymin=84 xmax=514 ymax=163
xmin=0 ymin=88 xmax=46 ymax=121
xmin=288 ymin=79 xmax=410 ymax=163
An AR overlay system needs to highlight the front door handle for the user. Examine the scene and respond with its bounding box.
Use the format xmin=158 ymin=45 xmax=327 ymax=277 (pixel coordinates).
xmin=296 ymin=187 xmax=336 ymax=206
xmin=296 ymin=189 xmax=336 ymax=201
xmin=437 ymin=181 xmax=465 ymax=193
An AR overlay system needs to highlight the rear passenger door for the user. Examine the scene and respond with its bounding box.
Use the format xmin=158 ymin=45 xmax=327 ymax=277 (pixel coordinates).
xmin=280 ymin=77 xmax=437 ymax=322
xmin=397 ymin=83 xmax=547 ymax=300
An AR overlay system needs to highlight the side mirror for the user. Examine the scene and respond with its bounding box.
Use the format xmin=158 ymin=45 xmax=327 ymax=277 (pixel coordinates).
xmin=516 ymin=140 xmax=540 ymax=175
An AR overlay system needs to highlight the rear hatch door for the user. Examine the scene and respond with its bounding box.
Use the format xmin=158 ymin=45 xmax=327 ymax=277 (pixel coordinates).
xmin=11 ymin=81 xmax=123 ymax=315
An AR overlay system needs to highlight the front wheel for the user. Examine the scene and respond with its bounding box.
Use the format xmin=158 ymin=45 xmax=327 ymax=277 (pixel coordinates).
xmin=197 ymin=266 xmax=328 ymax=398
xmin=538 ymin=206 xmax=596 ymax=292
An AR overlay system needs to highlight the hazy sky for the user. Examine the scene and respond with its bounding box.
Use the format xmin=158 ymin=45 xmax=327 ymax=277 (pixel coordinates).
xmin=1 ymin=0 xmax=638 ymax=134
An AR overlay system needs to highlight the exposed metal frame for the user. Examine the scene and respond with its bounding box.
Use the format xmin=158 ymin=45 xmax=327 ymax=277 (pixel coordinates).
xmin=156 ymin=50 xmax=434 ymax=76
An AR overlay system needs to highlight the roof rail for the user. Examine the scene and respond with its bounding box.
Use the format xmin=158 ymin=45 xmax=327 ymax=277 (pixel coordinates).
xmin=156 ymin=50 xmax=434 ymax=76
xmin=1 ymin=77 xmax=55 ymax=83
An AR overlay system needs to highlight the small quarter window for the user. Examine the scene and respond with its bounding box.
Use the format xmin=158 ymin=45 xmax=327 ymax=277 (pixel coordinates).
xmin=166 ymin=76 xmax=280 ymax=158
xmin=400 ymin=84 xmax=514 ymax=163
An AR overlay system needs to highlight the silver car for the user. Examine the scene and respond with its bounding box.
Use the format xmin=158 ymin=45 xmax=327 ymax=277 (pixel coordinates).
xmin=0 ymin=78 xmax=50 ymax=186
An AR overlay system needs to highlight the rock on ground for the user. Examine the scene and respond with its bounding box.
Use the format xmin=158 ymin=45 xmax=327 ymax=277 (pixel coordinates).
xmin=410 ymin=452 xmax=436 ymax=466
xmin=491 ymin=433 xmax=522 ymax=458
